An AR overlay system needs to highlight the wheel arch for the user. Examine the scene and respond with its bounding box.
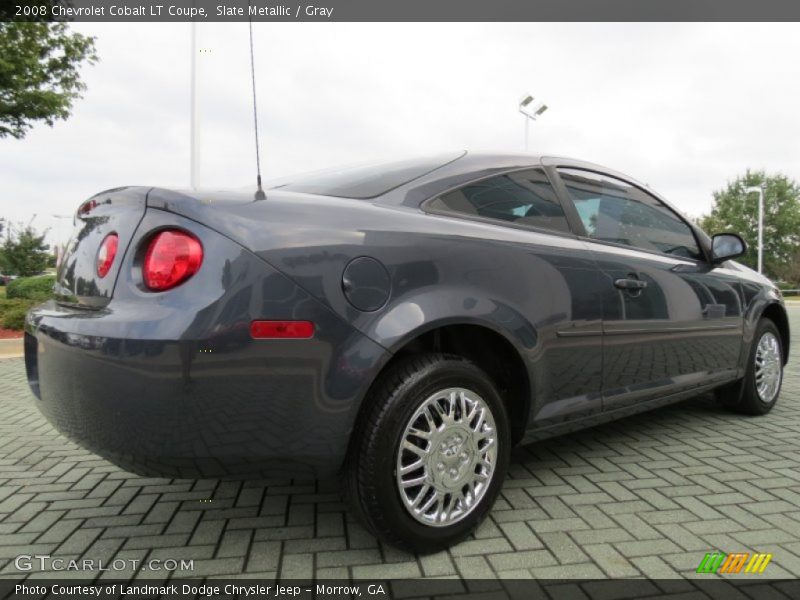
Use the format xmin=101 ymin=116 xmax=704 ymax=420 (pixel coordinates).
xmin=353 ymin=320 xmax=533 ymax=447
xmin=761 ymin=302 xmax=790 ymax=365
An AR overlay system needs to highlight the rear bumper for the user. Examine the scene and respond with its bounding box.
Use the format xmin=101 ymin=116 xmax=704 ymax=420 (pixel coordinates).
xmin=25 ymin=300 xmax=388 ymax=479
xmin=24 ymin=229 xmax=390 ymax=479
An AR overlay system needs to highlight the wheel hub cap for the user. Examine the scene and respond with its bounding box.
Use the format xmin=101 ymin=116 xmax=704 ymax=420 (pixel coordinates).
xmin=431 ymin=426 xmax=477 ymax=492
xmin=755 ymin=331 xmax=782 ymax=404
xmin=395 ymin=387 xmax=497 ymax=527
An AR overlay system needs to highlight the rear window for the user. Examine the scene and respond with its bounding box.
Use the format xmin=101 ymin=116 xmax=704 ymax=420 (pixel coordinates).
xmin=274 ymin=152 xmax=464 ymax=199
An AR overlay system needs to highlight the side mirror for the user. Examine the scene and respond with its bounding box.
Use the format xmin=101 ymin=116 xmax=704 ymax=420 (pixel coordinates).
xmin=711 ymin=233 xmax=746 ymax=264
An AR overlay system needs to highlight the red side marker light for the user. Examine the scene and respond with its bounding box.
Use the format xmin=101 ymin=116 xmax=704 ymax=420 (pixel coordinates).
xmin=250 ymin=320 xmax=315 ymax=339
xmin=96 ymin=233 xmax=119 ymax=278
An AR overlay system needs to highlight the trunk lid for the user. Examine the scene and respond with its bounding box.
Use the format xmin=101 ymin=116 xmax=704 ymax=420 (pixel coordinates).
xmin=55 ymin=186 xmax=149 ymax=308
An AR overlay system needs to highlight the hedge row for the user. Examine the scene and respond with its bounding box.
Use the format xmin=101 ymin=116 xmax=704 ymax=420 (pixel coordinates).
xmin=6 ymin=275 xmax=56 ymax=300
xmin=0 ymin=298 xmax=34 ymax=330
xmin=1 ymin=275 xmax=56 ymax=330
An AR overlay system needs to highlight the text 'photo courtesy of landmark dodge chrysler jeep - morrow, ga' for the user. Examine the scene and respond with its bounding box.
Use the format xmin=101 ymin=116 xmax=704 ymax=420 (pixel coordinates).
xmin=25 ymin=152 xmax=790 ymax=551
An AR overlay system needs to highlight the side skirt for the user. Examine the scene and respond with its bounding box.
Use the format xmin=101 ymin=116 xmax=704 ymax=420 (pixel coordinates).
xmin=518 ymin=378 xmax=737 ymax=446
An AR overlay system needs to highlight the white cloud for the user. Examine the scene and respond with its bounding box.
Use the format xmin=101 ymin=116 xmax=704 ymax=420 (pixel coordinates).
xmin=1 ymin=22 xmax=799 ymax=246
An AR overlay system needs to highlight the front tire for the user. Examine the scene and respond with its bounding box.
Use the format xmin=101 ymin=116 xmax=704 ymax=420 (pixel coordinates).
xmin=345 ymin=353 xmax=510 ymax=553
xmin=717 ymin=318 xmax=784 ymax=415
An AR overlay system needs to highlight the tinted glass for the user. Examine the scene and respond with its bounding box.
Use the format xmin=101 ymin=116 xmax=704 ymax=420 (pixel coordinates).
xmin=275 ymin=152 xmax=463 ymax=199
xmin=558 ymin=168 xmax=701 ymax=259
xmin=428 ymin=169 xmax=570 ymax=233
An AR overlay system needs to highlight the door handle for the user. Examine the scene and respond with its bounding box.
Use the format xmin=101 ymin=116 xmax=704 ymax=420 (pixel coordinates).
xmin=614 ymin=278 xmax=648 ymax=291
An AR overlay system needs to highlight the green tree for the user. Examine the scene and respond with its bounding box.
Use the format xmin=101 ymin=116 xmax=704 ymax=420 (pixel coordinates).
xmin=700 ymin=171 xmax=800 ymax=279
xmin=2 ymin=225 xmax=50 ymax=276
xmin=0 ymin=219 xmax=8 ymax=272
xmin=0 ymin=21 xmax=97 ymax=139
xmin=775 ymin=247 xmax=800 ymax=287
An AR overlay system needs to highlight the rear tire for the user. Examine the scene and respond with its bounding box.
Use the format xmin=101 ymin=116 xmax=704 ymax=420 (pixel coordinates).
xmin=345 ymin=353 xmax=510 ymax=553
xmin=717 ymin=318 xmax=783 ymax=416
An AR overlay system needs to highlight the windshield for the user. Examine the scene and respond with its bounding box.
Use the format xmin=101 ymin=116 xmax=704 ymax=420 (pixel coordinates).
xmin=273 ymin=152 xmax=465 ymax=199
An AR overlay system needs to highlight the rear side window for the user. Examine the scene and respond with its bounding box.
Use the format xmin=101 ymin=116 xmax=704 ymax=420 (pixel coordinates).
xmin=557 ymin=168 xmax=702 ymax=260
xmin=427 ymin=169 xmax=570 ymax=233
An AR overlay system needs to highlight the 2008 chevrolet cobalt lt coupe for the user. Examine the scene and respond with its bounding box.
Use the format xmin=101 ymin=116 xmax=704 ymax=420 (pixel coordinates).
xmin=26 ymin=152 xmax=789 ymax=551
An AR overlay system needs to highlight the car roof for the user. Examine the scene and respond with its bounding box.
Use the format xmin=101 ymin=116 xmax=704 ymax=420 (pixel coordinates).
xmin=382 ymin=151 xmax=663 ymax=208
xmin=176 ymin=151 xmax=656 ymax=209
xmin=398 ymin=151 xmax=651 ymax=192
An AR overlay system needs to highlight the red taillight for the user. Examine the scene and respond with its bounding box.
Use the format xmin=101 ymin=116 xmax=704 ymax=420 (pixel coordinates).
xmin=96 ymin=233 xmax=119 ymax=278
xmin=250 ymin=320 xmax=315 ymax=339
xmin=142 ymin=230 xmax=203 ymax=291
xmin=79 ymin=199 xmax=98 ymax=216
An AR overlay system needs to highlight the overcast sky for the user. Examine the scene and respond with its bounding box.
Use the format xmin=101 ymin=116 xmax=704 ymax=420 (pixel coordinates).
xmin=2 ymin=22 xmax=799 ymax=246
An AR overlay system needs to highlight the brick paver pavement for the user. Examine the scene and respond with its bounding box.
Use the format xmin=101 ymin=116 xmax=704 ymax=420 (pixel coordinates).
xmin=1 ymin=306 xmax=798 ymax=580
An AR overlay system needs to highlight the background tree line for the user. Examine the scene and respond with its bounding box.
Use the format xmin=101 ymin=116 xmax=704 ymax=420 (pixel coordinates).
xmin=0 ymin=17 xmax=94 ymax=282
xmin=0 ymin=221 xmax=52 ymax=277
xmin=699 ymin=171 xmax=800 ymax=287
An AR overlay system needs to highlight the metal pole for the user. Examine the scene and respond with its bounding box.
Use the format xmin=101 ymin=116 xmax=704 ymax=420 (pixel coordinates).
xmin=190 ymin=22 xmax=198 ymax=190
xmin=524 ymin=116 xmax=529 ymax=152
xmin=758 ymin=186 xmax=764 ymax=274
xmin=52 ymin=215 xmax=70 ymax=268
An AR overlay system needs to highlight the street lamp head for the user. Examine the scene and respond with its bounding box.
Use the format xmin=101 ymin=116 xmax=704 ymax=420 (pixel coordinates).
xmin=519 ymin=93 xmax=548 ymax=120
xmin=519 ymin=92 xmax=548 ymax=152
xmin=744 ymin=186 xmax=763 ymax=194
xmin=519 ymin=95 xmax=534 ymax=108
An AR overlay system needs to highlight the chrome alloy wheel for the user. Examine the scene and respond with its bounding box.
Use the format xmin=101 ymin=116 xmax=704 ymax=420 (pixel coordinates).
xmin=755 ymin=332 xmax=782 ymax=404
xmin=395 ymin=387 xmax=498 ymax=527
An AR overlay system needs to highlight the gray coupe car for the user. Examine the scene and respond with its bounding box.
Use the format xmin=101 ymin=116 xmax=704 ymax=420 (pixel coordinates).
xmin=25 ymin=151 xmax=789 ymax=551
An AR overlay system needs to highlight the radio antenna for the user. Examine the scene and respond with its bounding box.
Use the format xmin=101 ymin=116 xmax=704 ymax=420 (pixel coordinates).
xmin=248 ymin=3 xmax=266 ymax=200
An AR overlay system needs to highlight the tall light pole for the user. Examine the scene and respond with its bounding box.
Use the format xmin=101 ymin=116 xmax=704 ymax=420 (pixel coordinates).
xmin=519 ymin=94 xmax=548 ymax=152
xmin=52 ymin=214 xmax=72 ymax=268
xmin=190 ymin=21 xmax=199 ymax=190
xmin=745 ymin=185 xmax=765 ymax=274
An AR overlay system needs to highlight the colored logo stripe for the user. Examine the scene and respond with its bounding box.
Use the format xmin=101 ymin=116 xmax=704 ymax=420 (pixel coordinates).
xmin=745 ymin=553 xmax=773 ymax=573
xmin=697 ymin=552 xmax=726 ymax=573
xmin=719 ymin=553 xmax=748 ymax=574
xmin=696 ymin=552 xmax=772 ymax=574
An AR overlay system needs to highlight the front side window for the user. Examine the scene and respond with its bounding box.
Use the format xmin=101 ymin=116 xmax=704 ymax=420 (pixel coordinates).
xmin=427 ymin=169 xmax=570 ymax=233
xmin=557 ymin=168 xmax=701 ymax=260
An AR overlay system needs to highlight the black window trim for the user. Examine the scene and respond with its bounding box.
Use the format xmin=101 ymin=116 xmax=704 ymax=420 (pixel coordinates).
xmin=552 ymin=166 xmax=708 ymax=265
xmin=420 ymin=166 xmax=579 ymax=239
